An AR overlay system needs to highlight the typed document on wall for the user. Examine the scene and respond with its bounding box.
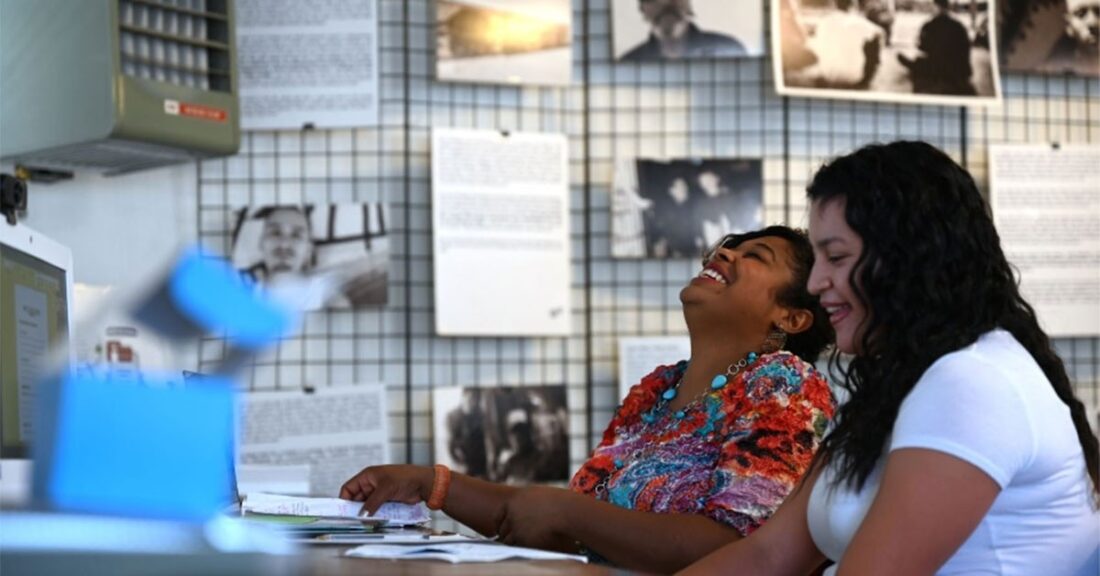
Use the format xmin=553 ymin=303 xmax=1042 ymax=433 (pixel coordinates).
xmin=618 ymin=337 xmax=691 ymax=399
xmin=238 ymin=383 xmax=390 ymax=497
xmin=990 ymin=144 xmax=1100 ymax=337
xmin=236 ymin=0 xmax=379 ymax=129
xmin=431 ymin=128 xmax=572 ymax=336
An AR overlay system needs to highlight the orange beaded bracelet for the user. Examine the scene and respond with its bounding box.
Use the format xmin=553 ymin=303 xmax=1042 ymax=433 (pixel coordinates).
xmin=426 ymin=464 xmax=451 ymax=510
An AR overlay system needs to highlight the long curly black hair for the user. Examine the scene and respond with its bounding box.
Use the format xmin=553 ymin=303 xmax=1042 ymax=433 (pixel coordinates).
xmin=806 ymin=141 xmax=1099 ymax=495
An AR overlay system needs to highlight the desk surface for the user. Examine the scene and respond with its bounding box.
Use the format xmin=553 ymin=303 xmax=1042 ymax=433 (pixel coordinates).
xmin=304 ymin=546 xmax=646 ymax=576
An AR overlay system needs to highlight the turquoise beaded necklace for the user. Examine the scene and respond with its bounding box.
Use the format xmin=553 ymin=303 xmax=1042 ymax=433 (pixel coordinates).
xmin=641 ymin=351 xmax=759 ymax=424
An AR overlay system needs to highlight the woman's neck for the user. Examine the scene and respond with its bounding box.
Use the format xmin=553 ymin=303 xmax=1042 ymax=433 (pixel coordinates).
xmin=669 ymin=335 xmax=764 ymax=411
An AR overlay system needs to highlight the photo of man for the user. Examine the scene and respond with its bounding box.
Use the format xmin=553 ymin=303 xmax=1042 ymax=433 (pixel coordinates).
xmin=1001 ymin=0 xmax=1099 ymax=77
xmin=254 ymin=206 xmax=315 ymax=284
xmin=230 ymin=202 xmax=390 ymax=310
xmin=774 ymin=0 xmax=1002 ymax=105
xmin=611 ymin=0 xmax=764 ymax=61
xmin=898 ymin=0 xmax=976 ymax=94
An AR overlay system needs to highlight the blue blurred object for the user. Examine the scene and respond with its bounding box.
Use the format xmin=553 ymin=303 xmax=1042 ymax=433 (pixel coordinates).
xmin=169 ymin=248 xmax=292 ymax=350
xmin=34 ymin=373 xmax=236 ymax=521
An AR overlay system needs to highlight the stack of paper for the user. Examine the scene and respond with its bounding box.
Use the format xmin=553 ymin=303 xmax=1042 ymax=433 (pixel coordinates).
xmin=241 ymin=492 xmax=430 ymax=526
xmin=307 ymin=532 xmax=474 ymax=545
xmin=345 ymin=542 xmax=588 ymax=564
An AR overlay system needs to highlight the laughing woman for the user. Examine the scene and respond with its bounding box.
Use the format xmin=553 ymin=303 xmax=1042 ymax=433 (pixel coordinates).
xmin=341 ymin=226 xmax=835 ymax=573
xmin=681 ymin=142 xmax=1100 ymax=576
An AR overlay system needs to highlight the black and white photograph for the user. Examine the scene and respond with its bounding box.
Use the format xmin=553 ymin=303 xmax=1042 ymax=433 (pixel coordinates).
xmin=774 ymin=0 xmax=1003 ymax=106
xmin=436 ymin=0 xmax=572 ymax=86
xmin=230 ymin=203 xmax=389 ymax=311
xmin=433 ymin=385 xmax=570 ymax=484
xmin=1000 ymin=0 xmax=1099 ymax=77
xmin=611 ymin=158 xmax=763 ymax=259
xmin=611 ymin=0 xmax=764 ymax=61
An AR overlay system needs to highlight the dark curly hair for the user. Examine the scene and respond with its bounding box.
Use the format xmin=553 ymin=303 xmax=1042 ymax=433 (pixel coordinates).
xmin=806 ymin=141 xmax=1099 ymax=495
xmin=704 ymin=225 xmax=835 ymax=364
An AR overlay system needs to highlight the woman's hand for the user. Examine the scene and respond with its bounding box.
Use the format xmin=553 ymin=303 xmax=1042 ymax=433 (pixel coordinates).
xmin=493 ymin=486 xmax=582 ymax=551
xmin=339 ymin=464 xmax=433 ymax=516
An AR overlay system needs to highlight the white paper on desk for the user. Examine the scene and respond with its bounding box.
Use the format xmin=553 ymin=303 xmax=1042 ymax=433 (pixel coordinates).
xmin=431 ymin=128 xmax=571 ymax=337
xmin=345 ymin=542 xmax=588 ymax=563
xmin=236 ymin=0 xmax=379 ymax=129
xmin=618 ymin=337 xmax=690 ymax=399
xmin=990 ymin=144 xmax=1100 ymax=337
xmin=306 ymin=533 xmax=475 ymax=545
xmin=239 ymin=383 xmax=389 ymax=497
xmin=243 ymin=492 xmax=430 ymax=525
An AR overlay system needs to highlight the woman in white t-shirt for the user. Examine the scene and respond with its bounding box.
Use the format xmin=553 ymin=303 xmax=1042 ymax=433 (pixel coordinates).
xmin=681 ymin=141 xmax=1099 ymax=576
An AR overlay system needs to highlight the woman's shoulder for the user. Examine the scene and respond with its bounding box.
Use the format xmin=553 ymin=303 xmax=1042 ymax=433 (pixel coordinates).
xmin=737 ymin=351 xmax=831 ymax=401
xmin=918 ymin=329 xmax=1044 ymax=395
xmin=616 ymin=360 xmax=687 ymax=421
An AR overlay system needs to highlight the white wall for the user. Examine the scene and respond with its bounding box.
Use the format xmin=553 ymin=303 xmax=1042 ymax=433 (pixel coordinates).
xmin=7 ymin=162 xmax=198 ymax=288
xmin=3 ymin=161 xmax=200 ymax=374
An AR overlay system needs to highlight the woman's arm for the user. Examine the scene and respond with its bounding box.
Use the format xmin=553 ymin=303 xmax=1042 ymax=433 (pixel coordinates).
xmin=560 ymin=492 xmax=742 ymax=573
xmin=339 ymin=464 xmax=518 ymax=537
xmin=677 ymin=466 xmax=827 ymax=576
xmin=835 ymin=448 xmax=1000 ymax=575
xmin=493 ymin=485 xmax=744 ymax=572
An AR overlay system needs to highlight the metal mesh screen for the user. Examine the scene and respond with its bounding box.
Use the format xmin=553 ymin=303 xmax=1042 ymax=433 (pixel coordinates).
xmin=196 ymin=0 xmax=1100 ymax=475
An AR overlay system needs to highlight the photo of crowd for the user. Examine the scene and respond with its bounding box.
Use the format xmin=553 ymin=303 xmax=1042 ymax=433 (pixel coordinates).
xmin=611 ymin=158 xmax=763 ymax=259
xmin=433 ymin=385 xmax=570 ymax=484
xmin=775 ymin=0 xmax=1002 ymax=105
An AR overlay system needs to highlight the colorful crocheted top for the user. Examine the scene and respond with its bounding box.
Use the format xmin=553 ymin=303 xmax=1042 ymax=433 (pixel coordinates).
xmin=569 ymin=351 xmax=834 ymax=536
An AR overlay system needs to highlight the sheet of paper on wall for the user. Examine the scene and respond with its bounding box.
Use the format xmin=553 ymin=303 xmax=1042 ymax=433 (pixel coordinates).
xmin=237 ymin=464 xmax=311 ymax=496
xmin=345 ymin=542 xmax=588 ymax=563
xmin=989 ymin=144 xmax=1100 ymax=336
xmin=243 ymin=492 xmax=429 ymax=526
xmin=236 ymin=0 xmax=379 ymax=129
xmin=238 ymin=383 xmax=390 ymax=497
xmin=618 ymin=337 xmax=691 ymax=399
xmin=431 ymin=128 xmax=571 ymax=336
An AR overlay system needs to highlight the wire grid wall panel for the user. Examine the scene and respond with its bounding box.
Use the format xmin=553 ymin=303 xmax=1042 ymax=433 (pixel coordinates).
xmin=402 ymin=0 xmax=589 ymax=469
xmin=968 ymin=74 xmax=1100 ymax=423
xmin=582 ymin=0 xmax=795 ymax=438
xmin=197 ymin=0 xmax=1100 ymax=478
xmin=197 ymin=1 xmax=412 ymax=460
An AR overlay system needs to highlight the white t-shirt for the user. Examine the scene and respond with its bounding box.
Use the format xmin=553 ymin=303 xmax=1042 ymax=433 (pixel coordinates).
xmin=807 ymin=329 xmax=1099 ymax=575
xmin=805 ymin=11 xmax=882 ymax=85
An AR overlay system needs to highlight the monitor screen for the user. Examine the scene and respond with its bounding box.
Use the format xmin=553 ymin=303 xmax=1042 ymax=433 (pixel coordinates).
xmin=1 ymin=226 xmax=71 ymax=459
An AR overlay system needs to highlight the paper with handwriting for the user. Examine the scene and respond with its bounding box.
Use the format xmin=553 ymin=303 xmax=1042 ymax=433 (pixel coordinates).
xmin=243 ymin=492 xmax=429 ymax=525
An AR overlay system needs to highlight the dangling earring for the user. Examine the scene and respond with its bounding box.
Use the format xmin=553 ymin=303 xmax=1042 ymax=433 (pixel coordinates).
xmin=763 ymin=328 xmax=787 ymax=353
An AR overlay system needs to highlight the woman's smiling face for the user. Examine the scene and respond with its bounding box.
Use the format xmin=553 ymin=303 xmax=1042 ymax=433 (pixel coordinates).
xmin=808 ymin=198 xmax=867 ymax=355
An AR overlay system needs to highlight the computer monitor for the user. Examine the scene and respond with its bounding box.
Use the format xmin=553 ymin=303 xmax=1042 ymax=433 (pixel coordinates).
xmin=0 ymin=222 xmax=73 ymax=493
